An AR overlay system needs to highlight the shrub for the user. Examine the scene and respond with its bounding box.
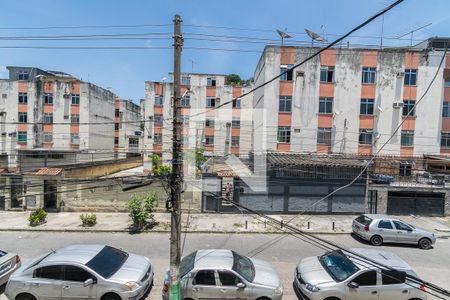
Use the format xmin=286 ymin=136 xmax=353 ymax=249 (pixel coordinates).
xmin=153 ymin=164 xmax=171 ymax=177
xmin=127 ymin=191 xmax=158 ymax=230
xmin=28 ymin=208 xmax=47 ymax=226
xmin=80 ymin=213 xmax=97 ymax=227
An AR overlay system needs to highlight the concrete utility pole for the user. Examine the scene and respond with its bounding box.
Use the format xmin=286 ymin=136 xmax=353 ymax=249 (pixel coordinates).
xmin=169 ymin=14 xmax=183 ymax=300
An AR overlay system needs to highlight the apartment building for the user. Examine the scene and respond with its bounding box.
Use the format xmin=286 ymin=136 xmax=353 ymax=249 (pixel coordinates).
xmin=114 ymin=98 xmax=142 ymax=158
xmin=0 ymin=66 xmax=116 ymax=170
xmin=142 ymin=73 xmax=253 ymax=172
xmin=253 ymin=38 xmax=450 ymax=157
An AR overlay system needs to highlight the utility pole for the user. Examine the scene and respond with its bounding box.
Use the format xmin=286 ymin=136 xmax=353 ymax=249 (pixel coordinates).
xmin=169 ymin=14 xmax=183 ymax=300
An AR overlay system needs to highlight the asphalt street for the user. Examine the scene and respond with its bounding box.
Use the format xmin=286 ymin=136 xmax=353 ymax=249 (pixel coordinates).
xmin=1 ymin=231 xmax=449 ymax=300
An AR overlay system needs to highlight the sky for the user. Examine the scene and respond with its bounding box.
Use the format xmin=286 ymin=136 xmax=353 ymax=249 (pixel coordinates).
xmin=1 ymin=0 xmax=450 ymax=102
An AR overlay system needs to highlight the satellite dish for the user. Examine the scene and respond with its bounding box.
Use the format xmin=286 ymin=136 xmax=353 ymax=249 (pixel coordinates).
xmin=304 ymin=28 xmax=327 ymax=44
xmin=276 ymin=29 xmax=292 ymax=46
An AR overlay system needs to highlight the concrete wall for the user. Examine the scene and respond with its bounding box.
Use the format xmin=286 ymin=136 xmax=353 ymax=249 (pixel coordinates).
xmin=64 ymin=156 xmax=142 ymax=178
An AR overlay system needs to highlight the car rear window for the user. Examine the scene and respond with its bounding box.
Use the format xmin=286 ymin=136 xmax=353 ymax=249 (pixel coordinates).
xmin=86 ymin=246 xmax=128 ymax=279
xmin=355 ymin=215 xmax=372 ymax=226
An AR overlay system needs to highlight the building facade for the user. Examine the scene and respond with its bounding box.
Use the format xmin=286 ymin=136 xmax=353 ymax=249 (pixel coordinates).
xmin=114 ymin=98 xmax=142 ymax=158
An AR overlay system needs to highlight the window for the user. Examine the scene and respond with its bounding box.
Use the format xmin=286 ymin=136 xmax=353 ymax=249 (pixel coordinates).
xmin=181 ymin=95 xmax=190 ymax=107
xmin=18 ymin=131 xmax=27 ymax=143
xmin=115 ymin=109 xmax=120 ymax=117
xmin=182 ymin=135 xmax=189 ymax=144
xmin=43 ymin=113 xmax=53 ymax=124
xmin=128 ymin=137 xmax=139 ymax=147
xmin=181 ymin=116 xmax=189 ymax=126
xmin=154 ymin=114 xmax=163 ymax=125
xmin=71 ymin=114 xmax=80 ymax=125
xmin=443 ymin=102 xmax=450 ymax=118
xmin=317 ymin=127 xmax=332 ymax=145
xmin=400 ymin=130 xmax=414 ymax=146
xmin=277 ymin=126 xmax=291 ymax=143
xmin=43 ymin=132 xmax=53 ymax=143
xmin=378 ymin=220 xmax=393 ymax=229
xmin=360 ymin=99 xmax=374 ymax=115
xmin=71 ymin=94 xmax=80 ymax=105
xmin=445 ymin=78 xmax=450 ymax=88
xmin=362 ymin=67 xmax=376 ymax=84
xmin=359 ymin=129 xmax=373 ymax=145
xmin=442 ymin=132 xmax=450 ymax=147
xmin=34 ymin=265 xmax=63 ymax=280
xmin=231 ymin=136 xmax=240 ymax=147
xmin=280 ymin=64 xmax=293 ymax=81
xmin=382 ymin=270 xmax=406 ymax=285
xmin=18 ymin=71 xmax=29 ymax=81
xmin=155 ymin=95 xmax=164 ymax=106
xmin=404 ymin=69 xmax=417 ymax=86
xmin=206 ymin=97 xmax=216 ymax=108
xmin=193 ymin=270 xmax=216 ymax=286
xmin=232 ymin=118 xmax=240 ymax=128
xmin=207 ymin=76 xmax=216 ymax=87
xmin=114 ymin=137 xmax=119 ymax=145
xmin=232 ymin=98 xmax=242 ymax=109
xmin=154 ymin=134 xmax=162 ymax=144
xmin=218 ymin=271 xmax=241 ymax=286
xmin=320 ymin=66 xmax=334 ymax=83
xmin=352 ymin=271 xmax=377 ymax=286
xmin=279 ymin=96 xmax=292 ymax=112
xmin=181 ymin=75 xmax=191 ymax=86
xmin=18 ymin=92 xmax=28 ymax=104
xmin=319 ymin=251 xmax=359 ymax=282
xmin=204 ymin=135 xmax=214 ymax=145
xmin=114 ymin=123 xmax=119 ymax=131
xmin=402 ymin=100 xmax=415 ymax=117
xmin=180 ymin=251 xmax=196 ymax=278
xmin=399 ymin=162 xmax=412 ymax=176
xmin=64 ymin=266 xmax=94 ymax=282
xmin=44 ymin=93 xmax=53 ymax=104
xmin=232 ymin=251 xmax=255 ymax=282
xmin=85 ymin=246 xmax=129 ymax=279
xmin=319 ymin=97 xmax=333 ymax=114
xmin=18 ymin=112 xmax=27 ymax=123
xmin=71 ymin=133 xmax=79 ymax=145
xmin=205 ymin=119 xmax=214 ymax=128
xmin=393 ymin=220 xmax=412 ymax=231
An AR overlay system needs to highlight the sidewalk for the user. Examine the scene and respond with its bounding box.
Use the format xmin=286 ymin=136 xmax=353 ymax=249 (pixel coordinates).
xmin=1 ymin=211 xmax=450 ymax=236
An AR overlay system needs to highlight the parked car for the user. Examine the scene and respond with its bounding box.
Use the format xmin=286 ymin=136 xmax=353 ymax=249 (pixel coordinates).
xmin=0 ymin=250 xmax=21 ymax=286
xmin=294 ymin=248 xmax=427 ymax=300
xmin=352 ymin=214 xmax=436 ymax=249
xmin=5 ymin=244 xmax=153 ymax=300
xmin=162 ymin=249 xmax=283 ymax=300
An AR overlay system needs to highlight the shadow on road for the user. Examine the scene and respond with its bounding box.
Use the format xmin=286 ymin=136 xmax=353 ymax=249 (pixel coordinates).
xmin=0 ymin=283 xmax=5 ymax=295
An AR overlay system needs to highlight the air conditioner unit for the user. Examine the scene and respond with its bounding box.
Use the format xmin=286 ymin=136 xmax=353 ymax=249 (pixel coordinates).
xmin=393 ymin=102 xmax=404 ymax=109
xmin=294 ymin=128 xmax=301 ymax=133
xmin=397 ymin=71 xmax=405 ymax=77
xmin=63 ymin=93 xmax=71 ymax=99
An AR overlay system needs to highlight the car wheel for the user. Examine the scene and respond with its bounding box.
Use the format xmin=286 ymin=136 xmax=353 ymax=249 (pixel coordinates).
xmin=370 ymin=235 xmax=383 ymax=246
xmin=16 ymin=293 xmax=36 ymax=300
xmin=256 ymin=297 xmax=271 ymax=300
xmin=418 ymin=238 xmax=432 ymax=250
xmin=101 ymin=293 xmax=121 ymax=300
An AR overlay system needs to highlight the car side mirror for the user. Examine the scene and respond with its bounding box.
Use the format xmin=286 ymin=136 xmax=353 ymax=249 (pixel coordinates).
xmin=348 ymin=282 xmax=359 ymax=289
xmin=83 ymin=278 xmax=94 ymax=287
xmin=236 ymin=282 xmax=246 ymax=289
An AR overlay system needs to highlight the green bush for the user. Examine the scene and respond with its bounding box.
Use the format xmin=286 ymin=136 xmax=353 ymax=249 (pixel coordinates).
xmin=80 ymin=213 xmax=97 ymax=227
xmin=28 ymin=208 xmax=47 ymax=226
xmin=153 ymin=164 xmax=171 ymax=177
xmin=127 ymin=191 xmax=158 ymax=229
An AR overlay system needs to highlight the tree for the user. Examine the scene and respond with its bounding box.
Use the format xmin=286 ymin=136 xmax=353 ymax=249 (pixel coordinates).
xmin=127 ymin=191 xmax=158 ymax=230
xmin=225 ymin=74 xmax=242 ymax=86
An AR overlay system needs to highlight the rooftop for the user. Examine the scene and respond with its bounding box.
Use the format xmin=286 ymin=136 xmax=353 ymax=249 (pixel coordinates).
xmin=266 ymin=152 xmax=367 ymax=168
xmin=193 ymin=249 xmax=234 ymax=270
xmin=42 ymin=244 xmax=105 ymax=265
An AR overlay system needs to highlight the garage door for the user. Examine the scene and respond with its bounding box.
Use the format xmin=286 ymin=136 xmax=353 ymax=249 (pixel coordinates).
xmin=387 ymin=192 xmax=445 ymax=217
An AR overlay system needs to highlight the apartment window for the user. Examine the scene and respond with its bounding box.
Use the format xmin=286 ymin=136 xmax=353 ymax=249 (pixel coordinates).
xmin=402 ymin=100 xmax=415 ymax=117
xmin=317 ymin=127 xmax=332 ymax=145
xmin=70 ymin=133 xmax=79 ymax=145
xmin=204 ymin=135 xmax=214 ymax=145
xmin=129 ymin=137 xmax=139 ymax=147
xmin=319 ymin=97 xmax=333 ymax=114
xmin=232 ymin=118 xmax=240 ymax=128
xmin=207 ymin=76 xmax=216 ymax=87
xmin=115 ymin=109 xmax=120 ymax=117
xmin=18 ymin=112 xmax=27 ymax=123
xmin=401 ymin=130 xmax=414 ymax=146
xmin=362 ymin=67 xmax=376 ymax=84
xmin=155 ymin=95 xmax=164 ymax=105
xmin=154 ymin=133 xmax=162 ymax=144
xmin=205 ymin=119 xmax=214 ymax=128
xmin=114 ymin=137 xmax=119 ymax=145
xmin=206 ymin=97 xmax=216 ymax=108
xmin=18 ymin=131 xmax=27 ymax=143
xmin=359 ymin=129 xmax=373 ymax=145
xmin=182 ymin=135 xmax=189 ymax=144
xmin=445 ymin=78 xmax=450 ymax=88
xmin=441 ymin=132 xmax=450 ymax=147
xmin=154 ymin=114 xmax=163 ymax=125
xmin=443 ymin=102 xmax=450 ymax=117
xmin=181 ymin=75 xmax=191 ymax=86
xmin=181 ymin=95 xmax=190 ymax=107
xmin=18 ymin=71 xmax=29 ymax=81
xmin=43 ymin=132 xmax=53 ymax=143
xmin=280 ymin=64 xmax=293 ymax=81
xmin=320 ymin=66 xmax=334 ymax=83
xmin=404 ymin=69 xmax=417 ymax=86
xmin=44 ymin=93 xmax=54 ymax=104
xmin=71 ymin=114 xmax=80 ymax=125
xmin=360 ymin=99 xmax=374 ymax=115
xmin=18 ymin=92 xmax=28 ymax=104
xmin=277 ymin=126 xmax=291 ymax=143
xmin=181 ymin=116 xmax=189 ymax=126
xmin=43 ymin=113 xmax=53 ymax=124
xmin=232 ymin=98 xmax=241 ymax=108
xmin=114 ymin=123 xmax=119 ymax=131
xmin=231 ymin=136 xmax=240 ymax=147
xmin=399 ymin=162 xmax=412 ymax=176
xmin=279 ymin=96 xmax=292 ymax=112
xmin=71 ymin=94 xmax=80 ymax=105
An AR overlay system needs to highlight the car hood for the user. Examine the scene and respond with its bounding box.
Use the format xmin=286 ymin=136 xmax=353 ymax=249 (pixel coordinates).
xmin=108 ymin=253 xmax=151 ymax=283
xmin=413 ymin=227 xmax=433 ymax=236
xmin=297 ymin=256 xmax=335 ymax=286
xmin=250 ymin=258 xmax=281 ymax=288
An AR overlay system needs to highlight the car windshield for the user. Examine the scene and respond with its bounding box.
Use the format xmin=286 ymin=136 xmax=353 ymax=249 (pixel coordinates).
xmin=180 ymin=251 xmax=196 ymax=278
xmin=0 ymin=250 xmax=6 ymax=257
xmin=355 ymin=215 xmax=372 ymax=226
xmin=232 ymin=251 xmax=255 ymax=282
xmin=86 ymin=246 xmax=129 ymax=278
xmin=320 ymin=250 xmax=359 ymax=282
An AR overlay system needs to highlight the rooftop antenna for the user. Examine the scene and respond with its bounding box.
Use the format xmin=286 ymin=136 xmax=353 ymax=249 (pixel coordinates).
xmin=276 ymin=29 xmax=292 ymax=46
xmin=396 ymin=22 xmax=432 ymax=47
xmin=305 ymin=28 xmax=327 ymax=47
xmin=189 ymin=59 xmax=196 ymax=73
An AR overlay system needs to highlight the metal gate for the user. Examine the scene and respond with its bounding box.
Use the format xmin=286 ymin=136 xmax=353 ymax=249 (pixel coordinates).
xmin=387 ymin=192 xmax=445 ymax=217
xmin=0 ymin=196 xmax=5 ymax=210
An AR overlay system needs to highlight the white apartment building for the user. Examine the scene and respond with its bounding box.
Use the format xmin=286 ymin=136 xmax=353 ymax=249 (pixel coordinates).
xmin=114 ymin=98 xmax=142 ymax=158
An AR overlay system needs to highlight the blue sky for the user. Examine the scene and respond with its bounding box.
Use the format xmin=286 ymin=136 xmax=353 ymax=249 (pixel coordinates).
xmin=1 ymin=0 xmax=450 ymax=101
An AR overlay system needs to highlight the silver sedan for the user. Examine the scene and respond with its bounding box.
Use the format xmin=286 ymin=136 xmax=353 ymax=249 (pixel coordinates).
xmin=5 ymin=244 xmax=153 ymax=300
xmin=0 ymin=250 xmax=21 ymax=287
